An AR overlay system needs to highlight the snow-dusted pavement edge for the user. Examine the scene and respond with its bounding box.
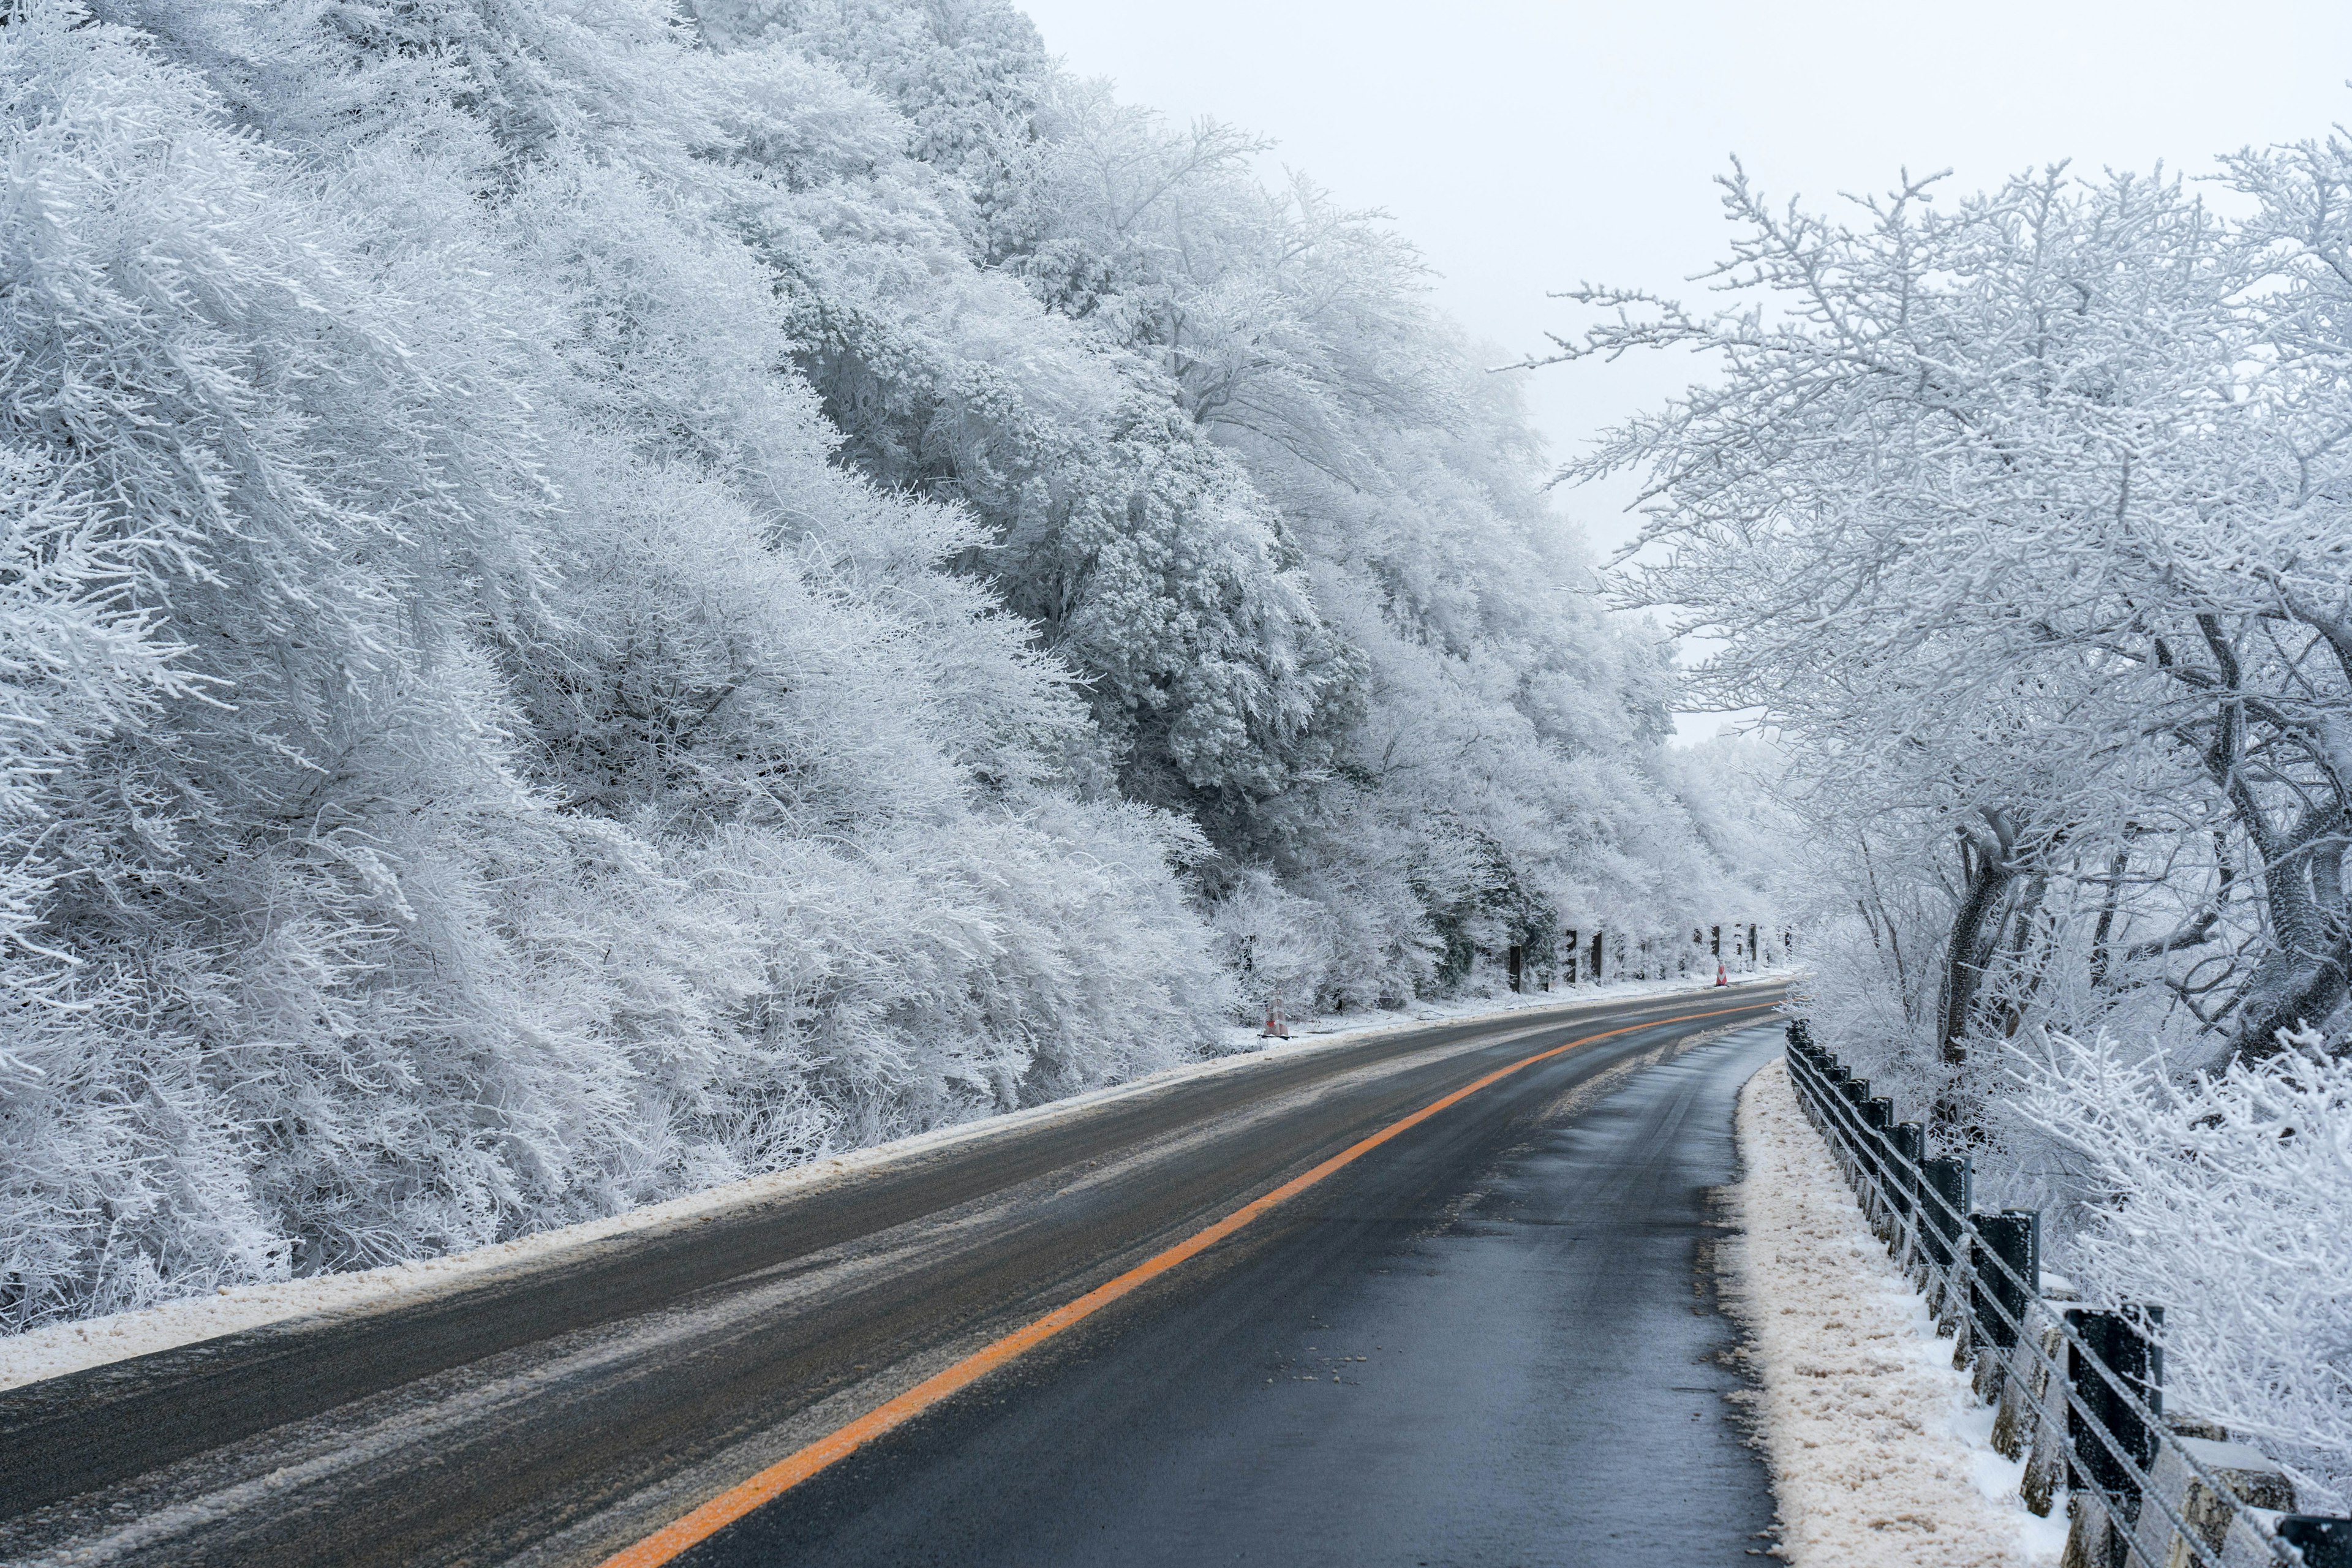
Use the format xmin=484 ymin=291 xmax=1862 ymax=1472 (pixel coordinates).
xmin=0 ymin=969 xmax=1795 ymax=1393
xmin=1212 ymin=965 xmax=1802 ymax=1056
xmin=1728 ymin=1058 xmax=2066 ymax=1567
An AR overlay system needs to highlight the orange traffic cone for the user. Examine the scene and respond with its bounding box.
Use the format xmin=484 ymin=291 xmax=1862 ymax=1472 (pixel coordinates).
xmin=1262 ymin=990 xmax=1291 ymax=1039
xmin=1715 ymin=962 xmax=1728 ymax=987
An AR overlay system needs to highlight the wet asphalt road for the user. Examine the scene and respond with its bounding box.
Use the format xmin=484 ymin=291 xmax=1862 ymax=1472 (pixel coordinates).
xmin=0 ymin=987 xmax=1784 ymax=1568
xmin=684 ymin=1021 xmax=1786 ymax=1568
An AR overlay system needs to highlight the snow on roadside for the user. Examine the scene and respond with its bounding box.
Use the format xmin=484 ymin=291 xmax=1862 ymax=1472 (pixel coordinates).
xmin=1 ymin=970 xmax=1792 ymax=1393
xmin=1730 ymin=1057 xmax=2067 ymax=1568
xmin=1216 ymin=964 xmax=1803 ymax=1054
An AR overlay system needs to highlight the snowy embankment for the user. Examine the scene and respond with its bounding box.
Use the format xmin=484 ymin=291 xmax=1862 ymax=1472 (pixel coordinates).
xmin=1730 ymin=1058 xmax=2065 ymax=1567
xmin=0 ymin=970 xmax=1789 ymax=1393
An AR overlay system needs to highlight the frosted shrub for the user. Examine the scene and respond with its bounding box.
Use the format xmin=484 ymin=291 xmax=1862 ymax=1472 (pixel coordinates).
xmin=2019 ymin=1032 xmax=2352 ymax=1509
xmin=1209 ymin=867 xmax=1344 ymax=1022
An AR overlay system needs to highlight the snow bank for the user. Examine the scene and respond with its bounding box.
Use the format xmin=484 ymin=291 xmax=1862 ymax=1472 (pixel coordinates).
xmin=0 ymin=973 xmax=1785 ymax=1393
xmin=1730 ymin=1057 xmax=2065 ymax=1567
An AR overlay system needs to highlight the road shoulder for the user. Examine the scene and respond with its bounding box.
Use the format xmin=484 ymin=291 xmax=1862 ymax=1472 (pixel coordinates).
xmin=1725 ymin=1058 xmax=2064 ymax=1567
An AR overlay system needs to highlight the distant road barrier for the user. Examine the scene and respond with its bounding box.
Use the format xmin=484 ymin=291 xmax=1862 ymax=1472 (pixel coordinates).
xmin=1781 ymin=1021 xmax=2351 ymax=1568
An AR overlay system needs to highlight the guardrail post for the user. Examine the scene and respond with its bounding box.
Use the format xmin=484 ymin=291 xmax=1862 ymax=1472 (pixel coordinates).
xmin=1920 ymin=1156 xmax=1970 ymax=1267
xmin=2277 ymin=1517 xmax=2352 ymax=1568
xmin=1885 ymin=1120 xmax=1924 ymax=1273
xmin=1970 ymin=1211 xmax=2035 ymax=1400
xmin=1992 ymin=1310 xmax=2048 ymax=1466
xmin=1918 ymin=1156 xmax=1970 ymax=1320
xmin=2022 ymin=1315 xmax=2071 ymax=1514
xmin=1860 ymin=1097 xmax=1894 ymax=1233
xmin=2064 ymin=1305 xmax=2163 ymax=1503
xmin=2059 ymin=1305 xmax=2162 ymax=1568
xmin=1973 ymin=1211 xmax=2036 ymax=1348
xmin=1835 ymin=1078 xmax=1866 ymax=1177
xmin=1889 ymin=1121 xmax=1923 ymax=1210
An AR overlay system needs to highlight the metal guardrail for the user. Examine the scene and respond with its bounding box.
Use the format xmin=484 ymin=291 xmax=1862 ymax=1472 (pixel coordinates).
xmin=1781 ymin=1021 xmax=2351 ymax=1568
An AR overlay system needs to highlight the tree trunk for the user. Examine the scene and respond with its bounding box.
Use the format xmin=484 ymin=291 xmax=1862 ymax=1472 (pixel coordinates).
xmin=1939 ymin=838 xmax=2013 ymax=1067
xmin=2233 ymin=812 xmax=2350 ymax=1059
xmin=1935 ymin=821 xmax=2018 ymax=1134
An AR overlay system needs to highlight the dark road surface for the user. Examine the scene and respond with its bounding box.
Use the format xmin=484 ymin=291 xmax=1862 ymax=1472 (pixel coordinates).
xmin=679 ymin=1020 xmax=1786 ymax=1568
xmin=0 ymin=986 xmax=1785 ymax=1568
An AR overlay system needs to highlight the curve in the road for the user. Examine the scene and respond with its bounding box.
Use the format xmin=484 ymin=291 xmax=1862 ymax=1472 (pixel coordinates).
xmin=0 ymin=983 xmax=1787 ymax=1568
xmin=0 ymin=990 xmax=1762 ymax=1524
xmin=672 ymin=1016 xmax=1788 ymax=1568
xmin=600 ymin=1003 xmax=1759 ymax=1568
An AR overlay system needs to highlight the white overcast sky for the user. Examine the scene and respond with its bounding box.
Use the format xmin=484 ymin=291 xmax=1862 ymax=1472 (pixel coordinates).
xmin=1012 ymin=0 xmax=2352 ymax=734
xmin=1017 ymin=0 xmax=2352 ymax=555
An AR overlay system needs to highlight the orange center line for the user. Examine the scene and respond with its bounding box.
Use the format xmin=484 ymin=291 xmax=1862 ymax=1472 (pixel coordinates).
xmin=597 ymin=999 xmax=1773 ymax=1568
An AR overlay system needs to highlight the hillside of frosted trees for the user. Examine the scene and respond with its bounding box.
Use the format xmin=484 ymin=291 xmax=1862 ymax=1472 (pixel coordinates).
xmin=1544 ymin=151 xmax=2352 ymax=1502
xmin=0 ymin=0 xmax=1783 ymax=1328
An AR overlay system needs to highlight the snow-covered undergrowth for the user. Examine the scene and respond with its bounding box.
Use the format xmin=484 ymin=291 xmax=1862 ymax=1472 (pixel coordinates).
xmin=1804 ymin=998 xmax=2352 ymax=1512
xmin=1730 ymin=1059 xmax=2065 ymax=1568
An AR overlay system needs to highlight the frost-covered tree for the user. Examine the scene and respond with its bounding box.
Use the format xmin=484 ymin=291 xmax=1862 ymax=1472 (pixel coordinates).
xmin=689 ymin=9 xmax=1776 ymax=1007
xmin=1020 ymin=99 xmax=1765 ymax=1000
xmin=1547 ymin=161 xmax=2352 ymax=1087
xmin=0 ymin=0 xmax=1232 ymax=1328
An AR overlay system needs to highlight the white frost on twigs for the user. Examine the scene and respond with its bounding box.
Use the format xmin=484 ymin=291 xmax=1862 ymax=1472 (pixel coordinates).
xmin=1730 ymin=1059 xmax=2065 ymax=1567
xmin=2017 ymin=1031 xmax=2352 ymax=1510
